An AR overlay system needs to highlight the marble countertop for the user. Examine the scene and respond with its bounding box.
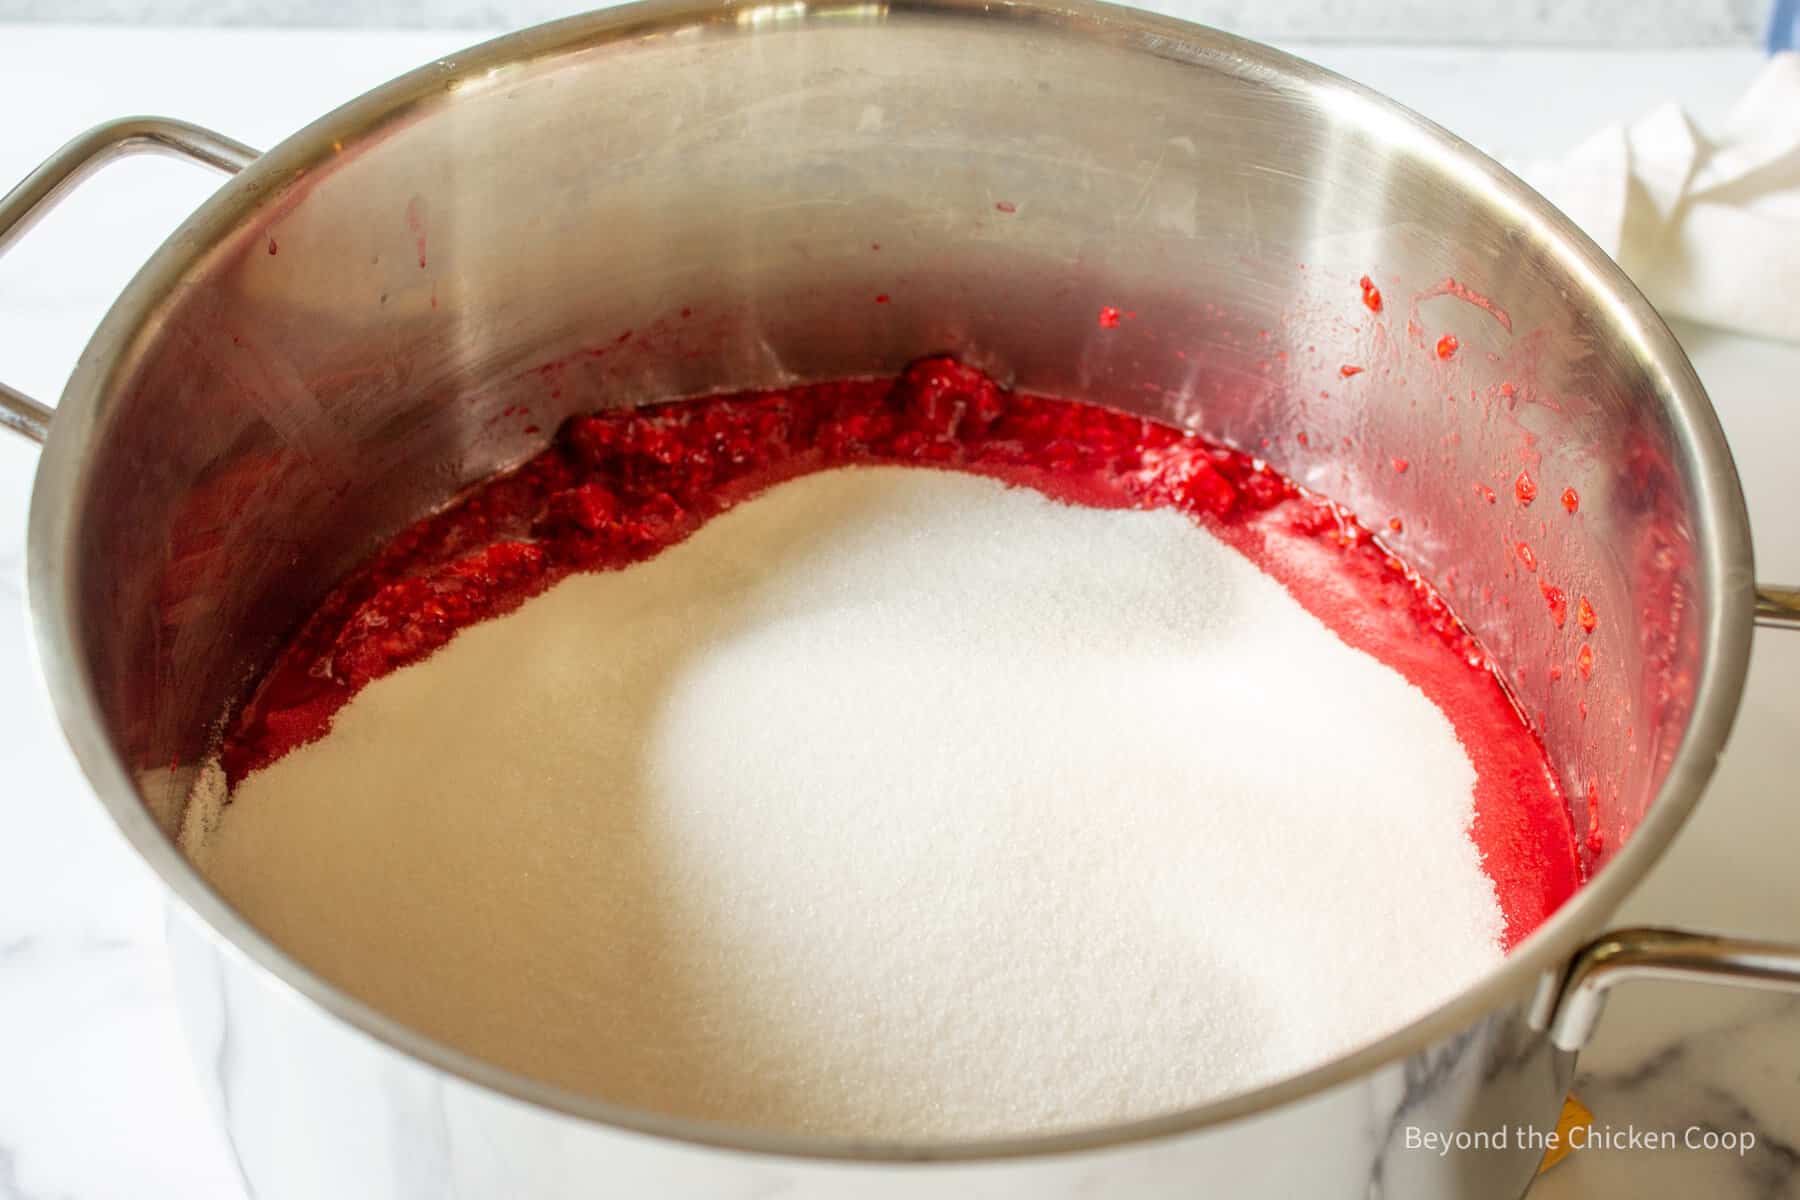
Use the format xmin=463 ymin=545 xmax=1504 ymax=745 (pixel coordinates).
xmin=1 ymin=25 xmax=1797 ymax=1200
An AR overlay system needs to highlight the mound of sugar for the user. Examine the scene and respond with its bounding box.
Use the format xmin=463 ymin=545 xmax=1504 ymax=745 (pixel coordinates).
xmin=187 ymin=466 xmax=1503 ymax=1139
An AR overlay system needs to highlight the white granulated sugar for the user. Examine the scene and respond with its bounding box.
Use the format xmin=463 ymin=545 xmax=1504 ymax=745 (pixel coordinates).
xmin=188 ymin=466 xmax=1504 ymax=1139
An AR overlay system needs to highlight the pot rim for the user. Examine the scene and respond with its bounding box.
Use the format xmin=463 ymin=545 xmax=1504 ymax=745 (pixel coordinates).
xmin=25 ymin=0 xmax=1758 ymax=1164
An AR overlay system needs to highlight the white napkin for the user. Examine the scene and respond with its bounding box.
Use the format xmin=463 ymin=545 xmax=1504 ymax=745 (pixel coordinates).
xmin=1516 ymin=53 xmax=1800 ymax=343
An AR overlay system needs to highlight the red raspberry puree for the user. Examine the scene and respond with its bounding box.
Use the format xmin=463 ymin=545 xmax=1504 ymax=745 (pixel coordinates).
xmin=222 ymin=357 xmax=1581 ymax=948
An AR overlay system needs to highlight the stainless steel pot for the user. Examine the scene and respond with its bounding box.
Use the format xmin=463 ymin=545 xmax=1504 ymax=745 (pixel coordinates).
xmin=5 ymin=4 xmax=1800 ymax=1197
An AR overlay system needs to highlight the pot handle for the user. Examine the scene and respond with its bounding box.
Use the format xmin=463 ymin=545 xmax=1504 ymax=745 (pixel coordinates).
xmin=1758 ymin=584 xmax=1800 ymax=629
xmin=1535 ymin=591 xmax=1800 ymax=1050
xmin=0 ymin=117 xmax=259 ymax=444
xmin=1534 ymin=927 xmax=1800 ymax=1051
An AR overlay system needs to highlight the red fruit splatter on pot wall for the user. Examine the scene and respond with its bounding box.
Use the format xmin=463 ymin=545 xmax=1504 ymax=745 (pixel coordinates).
xmin=1540 ymin=582 xmax=1567 ymax=628
xmin=1436 ymin=335 xmax=1459 ymax=360
xmin=1562 ymin=487 xmax=1579 ymax=513
xmin=1515 ymin=470 xmax=1537 ymax=506
xmin=1578 ymin=596 xmax=1597 ymax=633
xmin=1359 ymin=275 xmax=1383 ymax=313
xmin=405 ymin=195 xmax=428 ymax=269
xmin=1098 ymin=307 xmax=1121 ymax=329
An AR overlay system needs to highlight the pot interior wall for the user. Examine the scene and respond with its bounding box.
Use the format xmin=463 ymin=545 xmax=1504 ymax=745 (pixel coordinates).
xmin=74 ymin=6 xmax=1701 ymax=885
